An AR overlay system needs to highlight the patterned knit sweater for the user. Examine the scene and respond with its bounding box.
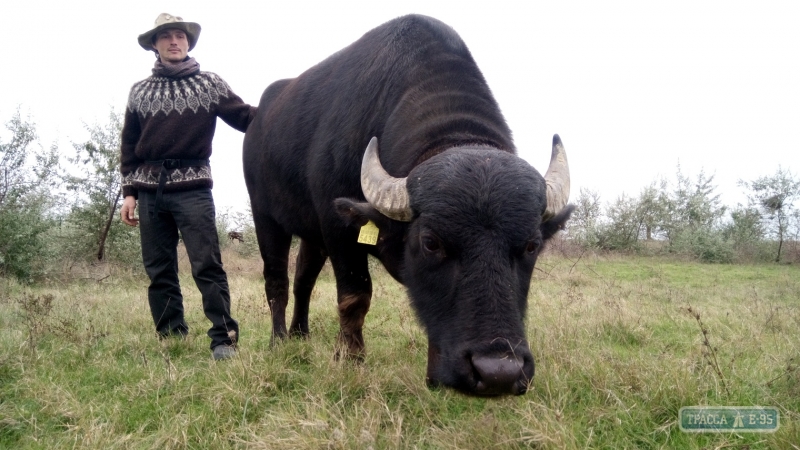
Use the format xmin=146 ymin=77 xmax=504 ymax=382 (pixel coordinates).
xmin=120 ymin=70 xmax=256 ymax=199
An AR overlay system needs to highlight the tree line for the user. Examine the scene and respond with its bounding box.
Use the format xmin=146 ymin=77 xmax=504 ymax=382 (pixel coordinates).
xmin=569 ymin=166 xmax=800 ymax=263
xmin=1 ymin=109 xmax=798 ymax=282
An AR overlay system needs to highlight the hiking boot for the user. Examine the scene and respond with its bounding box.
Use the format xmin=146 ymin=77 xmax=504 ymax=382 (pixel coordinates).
xmin=158 ymin=327 xmax=189 ymax=340
xmin=212 ymin=344 xmax=237 ymax=361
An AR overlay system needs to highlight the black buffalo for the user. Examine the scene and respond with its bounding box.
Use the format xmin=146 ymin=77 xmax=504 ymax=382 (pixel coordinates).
xmin=243 ymin=14 xmax=573 ymax=395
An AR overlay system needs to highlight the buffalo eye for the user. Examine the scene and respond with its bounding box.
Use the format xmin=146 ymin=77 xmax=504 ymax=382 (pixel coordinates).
xmin=525 ymin=238 xmax=542 ymax=255
xmin=420 ymin=233 xmax=444 ymax=256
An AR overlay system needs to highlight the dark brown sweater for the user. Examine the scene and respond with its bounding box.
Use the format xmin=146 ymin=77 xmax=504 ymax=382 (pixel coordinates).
xmin=120 ymin=71 xmax=256 ymax=198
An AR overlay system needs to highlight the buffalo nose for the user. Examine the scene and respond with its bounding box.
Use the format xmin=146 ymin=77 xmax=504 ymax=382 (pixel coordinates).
xmin=471 ymin=354 xmax=529 ymax=395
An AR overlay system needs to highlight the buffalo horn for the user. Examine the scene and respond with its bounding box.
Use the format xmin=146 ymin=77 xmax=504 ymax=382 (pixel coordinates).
xmin=542 ymin=134 xmax=571 ymax=221
xmin=360 ymin=137 xmax=413 ymax=222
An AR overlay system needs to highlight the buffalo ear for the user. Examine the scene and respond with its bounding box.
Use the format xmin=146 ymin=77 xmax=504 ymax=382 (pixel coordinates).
xmin=334 ymin=198 xmax=396 ymax=230
xmin=541 ymin=204 xmax=576 ymax=241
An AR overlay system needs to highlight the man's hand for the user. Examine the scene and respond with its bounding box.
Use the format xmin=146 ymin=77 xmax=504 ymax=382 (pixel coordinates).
xmin=121 ymin=196 xmax=139 ymax=226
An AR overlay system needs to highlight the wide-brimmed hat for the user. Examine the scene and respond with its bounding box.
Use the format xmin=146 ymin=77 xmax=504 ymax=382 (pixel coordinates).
xmin=138 ymin=13 xmax=201 ymax=51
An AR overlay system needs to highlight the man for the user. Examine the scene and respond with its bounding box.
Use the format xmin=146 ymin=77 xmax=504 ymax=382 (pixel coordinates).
xmin=120 ymin=13 xmax=256 ymax=360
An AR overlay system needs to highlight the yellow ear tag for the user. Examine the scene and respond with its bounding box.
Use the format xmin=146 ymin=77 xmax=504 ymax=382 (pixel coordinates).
xmin=357 ymin=220 xmax=379 ymax=245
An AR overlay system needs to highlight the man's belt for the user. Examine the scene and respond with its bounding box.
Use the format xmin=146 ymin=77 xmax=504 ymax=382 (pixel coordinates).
xmin=146 ymin=159 xmax=209 ymax=217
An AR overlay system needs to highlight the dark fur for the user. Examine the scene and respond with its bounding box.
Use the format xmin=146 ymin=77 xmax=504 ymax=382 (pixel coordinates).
xmin=243 ymin=14 xmax=572 ymax=395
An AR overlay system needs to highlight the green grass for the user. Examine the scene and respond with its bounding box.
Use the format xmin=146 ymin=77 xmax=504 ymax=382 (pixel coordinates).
xmin=1 ymin=250 xmax=798 ymax=449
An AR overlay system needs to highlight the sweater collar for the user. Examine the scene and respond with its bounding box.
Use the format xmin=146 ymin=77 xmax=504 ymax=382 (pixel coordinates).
xmin=152 ymin=57 xmax=200 ymax=78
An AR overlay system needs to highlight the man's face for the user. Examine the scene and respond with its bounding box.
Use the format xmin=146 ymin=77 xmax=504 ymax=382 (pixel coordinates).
xmin=152 ymin=28 xmax=189 ymax=64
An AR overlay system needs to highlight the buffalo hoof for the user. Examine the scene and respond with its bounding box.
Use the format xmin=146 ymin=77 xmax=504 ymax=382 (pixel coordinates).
xmin=289 ymin=329 xmax=311 ymax=339
xmin=334 ymin=331 xmax=366 ymax=363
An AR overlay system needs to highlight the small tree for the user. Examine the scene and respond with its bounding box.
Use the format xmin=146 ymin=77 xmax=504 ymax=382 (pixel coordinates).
xmin=570 ymin=187 xmax=602 ymax=247
xmin=723 ymin=206 xmax=764 ymax=243
xmin=739 ymin=167 xmax=800 ymax=262
xmin=64 ymin=109 xmax=139 ymax=264
xmin=0 ymin=110 xmax=61 ymax=280
xmin=722 ymin=205 xmax=769 ymax=262
xmin=596 ymin=194 xmax=642 ymax=251
xmin=0 ymin=110 xmax=58 ymax=205
xmin=636 ymin=181 xmax=668 ymax=241
xmin=661 ymin=166 xmax=726 ymax=244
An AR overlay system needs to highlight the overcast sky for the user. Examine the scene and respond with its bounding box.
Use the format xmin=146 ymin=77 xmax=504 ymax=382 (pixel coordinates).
xmin=2 ymin=1 xmax=798 ymax=214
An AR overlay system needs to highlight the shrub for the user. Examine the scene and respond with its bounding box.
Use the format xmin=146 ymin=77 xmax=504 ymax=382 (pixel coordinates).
xmin=0 ymin=198 xmax=56 ymax=281
xmin=669 ymin=229 xmax=734 ymax=263
xmin=0 ymin=110 xmax=61 ymax=282
xmin=595 ymin=194 xmax=643 ymax=252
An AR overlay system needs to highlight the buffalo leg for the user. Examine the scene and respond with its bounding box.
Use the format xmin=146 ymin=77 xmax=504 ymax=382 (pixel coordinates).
xmin=253 ymin=216 xmax=292 ymax=344
xmin=289 ymin=240 xmax=327 ymax=337
xmin=328 ymin=248 xmax=372 ymax=360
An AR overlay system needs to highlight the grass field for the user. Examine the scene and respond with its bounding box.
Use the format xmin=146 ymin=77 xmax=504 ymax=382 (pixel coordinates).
xmin=1 ymin=247 xmax=798 ymax=449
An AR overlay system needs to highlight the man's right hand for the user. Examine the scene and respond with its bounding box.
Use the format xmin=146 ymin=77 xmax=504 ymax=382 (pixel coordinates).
xmin=121 ymin=196 xmax=139 ymax=226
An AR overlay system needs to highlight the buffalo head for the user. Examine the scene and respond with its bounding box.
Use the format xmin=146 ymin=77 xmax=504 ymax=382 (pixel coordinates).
xmin=335 ymin=135 xmax=572 ymax=395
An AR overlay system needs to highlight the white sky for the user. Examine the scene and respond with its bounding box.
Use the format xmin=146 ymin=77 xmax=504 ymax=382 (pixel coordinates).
xmin=2 ymin=1 xmax=798 ymax=214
